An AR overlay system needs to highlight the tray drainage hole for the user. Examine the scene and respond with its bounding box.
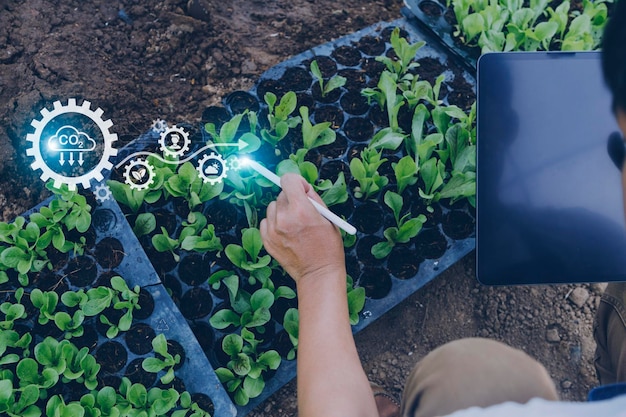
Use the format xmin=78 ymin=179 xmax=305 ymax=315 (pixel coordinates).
xmin=418 ymin=0 xmax=445 ymax=16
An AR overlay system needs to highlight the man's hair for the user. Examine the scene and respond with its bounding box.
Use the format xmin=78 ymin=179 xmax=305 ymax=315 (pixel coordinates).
xmin=603 ymin=0 xmax=626 ymax=112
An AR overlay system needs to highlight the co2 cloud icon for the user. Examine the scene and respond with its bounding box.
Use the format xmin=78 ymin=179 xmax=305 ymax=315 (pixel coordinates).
xmin=48 ymin=125 xmax=97 ymax=152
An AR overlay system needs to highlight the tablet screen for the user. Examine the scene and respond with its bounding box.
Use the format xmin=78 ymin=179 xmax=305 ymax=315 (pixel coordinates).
xmin=476 ymin=51 xmax=626 ymax=285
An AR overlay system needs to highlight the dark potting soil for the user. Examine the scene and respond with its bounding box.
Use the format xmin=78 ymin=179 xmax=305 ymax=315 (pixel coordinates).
xmin=356 ymin=235 xmax=386 ymax=266
xmin=178 ymin=253 xmax=214 ymax=286
xmin=338 ymin=68 xmax=368 ymax=91
xmin=419 ymin=0 xmax=445 ymax=16
xmin=94 ymin=341 xmax=128 ymax=373
xmin=340 ymin=90 xmax=371 ymax=115
xmin=274 ymin=330 xmax=295 ymax=359
xmin=319 ymin=159 xmax=351 ymax=183
xmin=157 ymin=376 xmax=187 ymax=393
xmin=30 ymin=270 xmax=68 ymax=294
xmin=66 ymin=255 xmax=98 ymax=287
xmin=352 ymin=201 xmax=385 ymax=234
xmin=125 ymin=323 xmax=156 ymax=355
xmin=95 ymin=306 xmax=125 ymax=337
xmin=359 ymin=266 xmax=393 ymax=299
xmin=203 ymin=199 xmax=241 ymax=233
xmin=331 ymin=45 xmax=363 ymax=67
xmin=224 ymin=90 xmax=261 ymax=114
xmin=125 ymin=357 xmax=157 ymax=387
xmin=191 ymin=393 xmax=215 ymax=416
xmin=97 ymin=374 xmax=122 ymax=391
xmin=72 ymin=321 xmax=99 ymax=352
xmin=134 ymin=288 xmax=156 ymax=320
xmin=442 ymin=210 xmax=475 ymax=240
xmin=387 ymin=246 xmax=423 ymax=279
xmin=278 ymin=67 xmax=313 ymax=92
xmin=317 ymin=132 xmax=349 ymax=159
xmin=414 ymin=227 xmax=448 ymax=259
xmin=179 ymin=287 xmax=214 ymax=320
xmin=189 ymin=322 xmax=215 ymax=354
xmin=355 ymin=35 xmax=387 ymax=56
xmin=313 ymin=105 xmax=345 ymax=129
xmin=343 ymin=117 xmax=375 ymax=142
xmin=311 ymin=82 xmax=343 ymax=104
xmin=94 ymin=237 xmax=125 ymax=269
xmin=201 ymin=105 xmax=231 ymax=127
xmin=304 ymin=55 xmax=338 ymax=77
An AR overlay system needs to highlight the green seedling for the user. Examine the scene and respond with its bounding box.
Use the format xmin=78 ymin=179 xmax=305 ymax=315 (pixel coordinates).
xmin=208 ymin=270 xmax=240 ymax=305
xmin=310 ymin=60 xmax=347 ymax=97
xmin=393 ymin=155 xmax=419 ymax=195
xmin=300 ymin=106 xmax=336 ymax=150
xmin=152 ymin=212 xmax=223 ymax=262
xmin=372 ymin=191 xmax=426 ymax=259
xmin=0 ymin=379 xmax=41 ymax=417
xmin=214 ymin=329 xmax=281 ymax=406
xmin=0 ymin=288 xmax=27 ymax=331
xmin=282 ymin=308 xmax=299 ymax=360
xmin=204 ymin=111 xmax=262 ymax=158
xmin=0 ymin=327 xmax=31 ymax=366
xmin=376 ymin=27 xmax=424 ymax=79
xmin=225 ymin=228 xmax=272 ymax=285
xmin=142 ymin=334 xmax=181 ymax=385
xmin=349 ymin=147 xmax=389 ymax=200
xmin=346 ymin=275 xmax=366 ymax=325
xmin=165 ymin=162 xmax=224 ymax=210
xmin=260 ymin=91 xmax=301 ymax=148
xmin=29 ymin=289 xmax=58 ymax=325
xmin=209 ymin=288 xmax=275 ymax=331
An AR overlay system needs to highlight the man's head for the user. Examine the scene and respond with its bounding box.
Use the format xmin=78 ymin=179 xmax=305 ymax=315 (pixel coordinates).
xmin=603 ymin=0 xmax=626 ymax=130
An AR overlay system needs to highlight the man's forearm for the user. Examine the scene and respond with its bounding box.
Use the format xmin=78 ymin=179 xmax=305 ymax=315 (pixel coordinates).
xmin=296 ymin=268 xmax=378 ymax=417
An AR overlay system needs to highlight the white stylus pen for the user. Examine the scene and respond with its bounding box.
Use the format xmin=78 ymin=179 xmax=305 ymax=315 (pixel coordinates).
xmin=243 ymin=158 xmax=357 ymax=235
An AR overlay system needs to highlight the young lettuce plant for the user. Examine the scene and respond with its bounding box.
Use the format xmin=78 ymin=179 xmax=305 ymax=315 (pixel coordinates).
xmin=214 ymin=329 xmax=281 ymax=406
xmin=372 ymin=191 xmax=427 ymax=259
xmin=0 ymin=379 xmax=41 ymax=417
xmin=0 ymin=288 xmax=27 ymax=331
xmin=282 ymin=308 xmax=299 ymax=360
xmin=259 ymin=91 xmax=301 ymax=148
xmin=310 ymin=60 xmax=347 ymax=97
xmin=224 ymin=228 xmax=272 ymax=286
xmin=349 ymin=147 xmax=389 ymax=200
xmin=209 ymin=288 xmax=275 ymax=332
xmin=164 ymin=162 xmax=223 ymax=211
xmin=346 ymin=275 xmax=366 ymax=325
xmin=142 ymin=334 xmax=181 ymax=385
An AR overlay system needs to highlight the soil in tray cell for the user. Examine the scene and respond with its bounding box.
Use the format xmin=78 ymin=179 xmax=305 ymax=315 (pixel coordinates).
xmin=331 ymin=45 xmax=363 ymax=67
xmin=178 ymin=253 xmax=214 ymax=286
xmin=351 ymin=201 xmax=385 ymax=234
xmin=66 ymin=255 xmax=98 ymax=287
xmin=179 ymin=287 xmax=214 ymax=320
xmin=338 ymin=68 xmax=368 ymax=91
xmin=191 ymin=393 xmax=215 ymax=416
xmin=125 ymin=323 xmax=156 ymax=355
xmin=319 ymin=159 xmax=351 ymax=183
xmin=224 ymin=90 xmax=260 ymax=114
xmin=341 ymin=90 xmax=370 ymax=115
xmin=313 ymin=105 xmax=344 ymax=129
xmin=344 ymin=116 xmax=375 ymax=143
xmin=414 ymin=227 xmax=449 ymax=259
xmin=359 ymin=266 xmax=392 ymax=299
xmin=419 ymin=0 xmax=446 ymax=16
xmin=388 ymin=246 xmax=424 ymax=279
xmin=442 ymin=210 xmax=475 ymax=240
xmin=356 ymin=235 xmax=386 ymax=266
xmin=94 ymin=237 xmax=125 ymax=269
xmin=311 ymin=81 xmax=342 ymax=104
xmin=201 ymin=105 xmax=231 ymax=127
xmin=125 ymin=357 xmax=157 ymax=387
xmin=317 ymin=132 xmax=348 ymax=159
xmin=279 ymin=67 xmax=313 ymax=92
xmin=94 ymin=341 xmax=128 ymax=373
xmin=189 ymin=322 xmax=215 ymax=354
xmin=72 ymin=320 xmax=99 ymax=352
xmin=30 ymin=270 xmax=69 ymax=294
xmin=135 ymin=288 xmax=156 ymax=320
xmin=304 ymin=55 xmax=337 ymax=77
xmin=203 ymin=199 xmax=241 ymax=233
xmin=274 ymin=330 xmax=296 ymax=359
xmin=355 ymin=35 xmax=387 ymax=56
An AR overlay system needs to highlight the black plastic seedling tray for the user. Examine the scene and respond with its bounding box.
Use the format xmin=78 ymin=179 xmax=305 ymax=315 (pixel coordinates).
xmin=105 ymin=17 xmax=477 ymax=415
xmin=402 ymin=1 xmax=479 ymax=72
xmin=7 ymin=16 xmax=476 ymax=417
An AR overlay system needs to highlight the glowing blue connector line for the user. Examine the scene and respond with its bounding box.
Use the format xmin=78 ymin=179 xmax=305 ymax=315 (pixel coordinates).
xmin=115 ymin=139 xmax=248 ymax=169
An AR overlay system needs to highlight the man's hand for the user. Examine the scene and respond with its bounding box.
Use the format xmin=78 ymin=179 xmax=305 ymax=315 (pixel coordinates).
xmin=260 ymin=173 xmax=345 ymax=285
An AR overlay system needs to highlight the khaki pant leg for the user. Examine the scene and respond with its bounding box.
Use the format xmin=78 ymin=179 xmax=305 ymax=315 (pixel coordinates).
xmin=594 ymin=283 xmax=626 ymax=385
xmin=400 ymin=338 xmax=558 ymax=417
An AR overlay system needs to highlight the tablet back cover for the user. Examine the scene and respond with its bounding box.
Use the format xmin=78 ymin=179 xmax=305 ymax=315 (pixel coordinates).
xmin=477 ymin=52 xmax=626 ymax=285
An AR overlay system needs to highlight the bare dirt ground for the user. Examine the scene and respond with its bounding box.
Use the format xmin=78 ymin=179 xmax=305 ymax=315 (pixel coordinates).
xmin=0 ymin=0 xmax=602 ymax=415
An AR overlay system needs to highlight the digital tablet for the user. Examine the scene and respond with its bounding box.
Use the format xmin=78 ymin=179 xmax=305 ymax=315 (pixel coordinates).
xmin=476 ymin=51 xmax=626 ymax=285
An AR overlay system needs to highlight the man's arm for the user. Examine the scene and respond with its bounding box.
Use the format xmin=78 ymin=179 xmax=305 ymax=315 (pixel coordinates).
xmin=260 ymin=173 xmax=378 ymax=417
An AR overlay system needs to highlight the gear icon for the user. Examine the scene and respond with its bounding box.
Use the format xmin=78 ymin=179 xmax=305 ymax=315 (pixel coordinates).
xmin=197 ymin=152 xmax=228 ymax=185
xmin=227 ymin=156 xmax=243 ymax=171
xmin=25 ymin=98 xmax=118 ymax=190
xmin=93 ymin=183 xmax=112 ymax=202
xmin=151 ymin=119 xmax=168 ymax=133
xmin=123 ymin=159 xmax=156 ymax=190
xmin=158 ymin=125 xmax=190 ymax=158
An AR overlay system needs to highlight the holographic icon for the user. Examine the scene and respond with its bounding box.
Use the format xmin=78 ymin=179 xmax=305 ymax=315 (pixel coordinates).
xmin=159 ymin=125 xmax=190 ymax=158
xmin=123 ymin=159 xmax=155 ymax=190
xmin=26 ymin=98 xmax=118 ymax=190
xmin=93 ymin=183 xmax=113 ymax=203
xmin=197 ymin=152 xmax=228 ymax=185
xmin=150 ymin=118 xmax=168 ymax=134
